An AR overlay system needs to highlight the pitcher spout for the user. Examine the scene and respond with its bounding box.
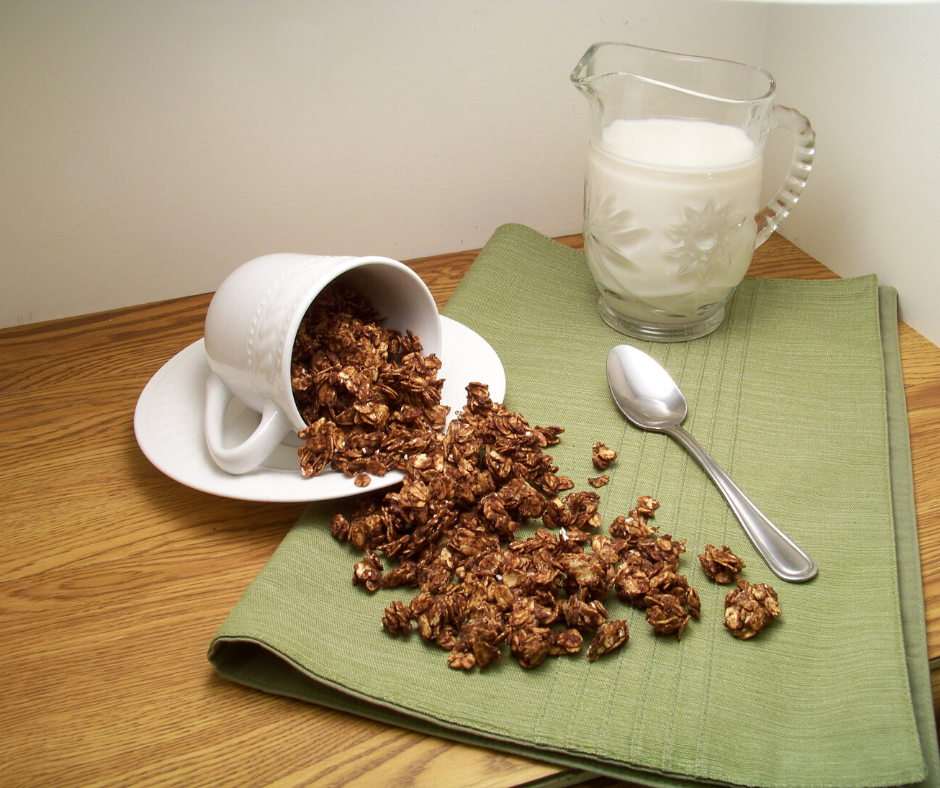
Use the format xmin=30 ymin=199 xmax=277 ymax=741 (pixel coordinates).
xmin=569 ymin=41 xmax=610 ymax=93
xmin=571 ymin=42 xmax=776 ymax=148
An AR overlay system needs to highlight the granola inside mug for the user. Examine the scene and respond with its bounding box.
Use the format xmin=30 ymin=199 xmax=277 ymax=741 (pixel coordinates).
xmin=203 ymin=253 xmax=441 ymax=475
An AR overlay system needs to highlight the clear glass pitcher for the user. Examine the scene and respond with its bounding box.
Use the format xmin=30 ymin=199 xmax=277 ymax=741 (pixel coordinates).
xmin=571 ymin=42 xmax=815 ymax=341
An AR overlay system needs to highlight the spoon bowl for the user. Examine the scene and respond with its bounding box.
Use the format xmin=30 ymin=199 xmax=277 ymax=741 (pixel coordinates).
xmin=606 ymin=344 xmax=817 ymax=583
xmin=607 ymin=345 xmax=688 ymax=431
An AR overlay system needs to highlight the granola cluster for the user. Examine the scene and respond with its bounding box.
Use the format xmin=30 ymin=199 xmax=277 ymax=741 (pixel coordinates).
xmin=291 ymin=282 xmax=448 ymax=485
xmin=592 ymin=442 xmax=618 ymax=470
xmin=332 ymin=383 xmax=710 ymax=670
xmin=608 ymin=497 xmax=701 ymax=640
xmin=587 ymin=442 xmax=617 ymax=488
xmin=697 ymin=544 xmax=746 ymax=585
xmin=723 ymin=578 xmax=782 ymax=639
xmin=697 ymin=544 xmax=781 ymax=638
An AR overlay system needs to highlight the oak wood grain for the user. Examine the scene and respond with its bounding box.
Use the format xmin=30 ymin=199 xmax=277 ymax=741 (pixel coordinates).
xmin=2 ymin=232 xmax=938 ymax=788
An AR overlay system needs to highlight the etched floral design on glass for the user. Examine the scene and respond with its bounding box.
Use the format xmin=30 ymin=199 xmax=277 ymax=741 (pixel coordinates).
xmin=666 ymin=198 xmax=750 ymax=281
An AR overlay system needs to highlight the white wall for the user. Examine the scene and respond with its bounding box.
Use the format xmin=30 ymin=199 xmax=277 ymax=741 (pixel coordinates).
xmin=761 ymin=2 xmax=940 ymax=347
xmin=3 ymin=1 xmax=938 ymax=349
xmin=1 ymin=0 xmax=767 ymax=328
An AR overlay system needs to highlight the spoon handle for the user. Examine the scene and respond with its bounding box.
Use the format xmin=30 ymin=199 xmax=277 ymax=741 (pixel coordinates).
xmin=666 ymin=426 xmax=818 ymax=582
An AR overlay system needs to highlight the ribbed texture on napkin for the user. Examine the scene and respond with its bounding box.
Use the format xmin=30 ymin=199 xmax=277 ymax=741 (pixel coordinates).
xmin=209 ymin=225 xmax=936 ymax=788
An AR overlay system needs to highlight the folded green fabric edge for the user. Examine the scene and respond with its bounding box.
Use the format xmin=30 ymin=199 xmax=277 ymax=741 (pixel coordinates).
xmin=881 ymin=286 xmax=940 ymax=788
xmin=207 ymin=243 xmax=939 ymax=788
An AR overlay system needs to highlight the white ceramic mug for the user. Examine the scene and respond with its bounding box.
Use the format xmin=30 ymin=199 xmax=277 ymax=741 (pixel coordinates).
xmin=203 ymin=253 xmax=442 ymax=475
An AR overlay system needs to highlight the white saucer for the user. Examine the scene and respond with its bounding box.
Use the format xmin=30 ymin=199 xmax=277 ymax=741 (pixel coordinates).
xmin=134 ymin=316 xmax=506 ymax=502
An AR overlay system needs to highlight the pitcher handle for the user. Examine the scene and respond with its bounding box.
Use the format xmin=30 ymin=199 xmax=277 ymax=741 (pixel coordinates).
xmin=204 ymin=372 xmax=294 ymax=475
xmin=755 ymin=105 xmax=816 ymax=247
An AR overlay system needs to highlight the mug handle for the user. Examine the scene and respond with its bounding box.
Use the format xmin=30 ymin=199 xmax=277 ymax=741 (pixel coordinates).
xmin=755 ymin=105 xmax=816 ymax=247
xmin=204 ymin=372 xmax=294 ymax=475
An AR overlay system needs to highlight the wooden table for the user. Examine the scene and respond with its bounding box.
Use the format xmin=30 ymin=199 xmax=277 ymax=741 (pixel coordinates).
xmin=2 ymin=234 xmax=938 ymax=787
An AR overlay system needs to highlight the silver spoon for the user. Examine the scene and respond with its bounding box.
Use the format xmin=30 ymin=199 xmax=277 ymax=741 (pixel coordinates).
xmin=606 ymin=344 xmax=817 ymax=583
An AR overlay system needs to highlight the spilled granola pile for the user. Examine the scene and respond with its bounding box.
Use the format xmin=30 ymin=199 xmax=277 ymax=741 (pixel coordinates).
xmin=331 ymin=381 xmax=782 ymax=672
xmin=306 ymin=287 xmax=781 ymax=668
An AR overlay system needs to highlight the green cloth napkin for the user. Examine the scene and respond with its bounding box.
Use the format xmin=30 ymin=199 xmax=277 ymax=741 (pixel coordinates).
xmin=209 ymin=224 xmax=939 ymax=788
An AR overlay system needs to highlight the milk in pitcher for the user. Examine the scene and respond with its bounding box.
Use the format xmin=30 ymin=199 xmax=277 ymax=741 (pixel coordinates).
xmin=584 ymin=118 xmax=763 ymax=327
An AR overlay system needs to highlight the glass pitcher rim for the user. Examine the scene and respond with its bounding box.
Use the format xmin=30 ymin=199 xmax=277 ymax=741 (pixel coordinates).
xmin=571 ymin=41 xmax=776 ymax=105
